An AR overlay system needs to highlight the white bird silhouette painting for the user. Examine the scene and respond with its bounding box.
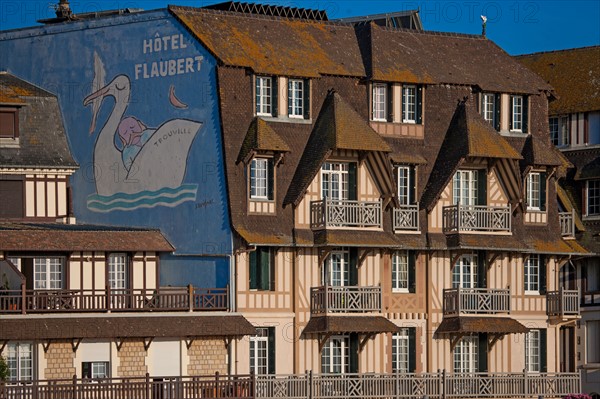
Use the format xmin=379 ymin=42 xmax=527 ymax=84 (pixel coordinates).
xmin=83 ymin=63 xmax=201 ymax=212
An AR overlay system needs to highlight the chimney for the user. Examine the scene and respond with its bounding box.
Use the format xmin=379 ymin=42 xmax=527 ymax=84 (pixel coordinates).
xmin=55 ymin=0 xmax=73 ymax=19
xmin=481 ymin=15 xmax=487 ymax=37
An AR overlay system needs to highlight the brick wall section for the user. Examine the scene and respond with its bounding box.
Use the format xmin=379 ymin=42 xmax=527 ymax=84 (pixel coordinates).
xmin=187 ymin=338 xmax=227 ymax=376
xmin=44 ymin=341 xmax=75 ymax=380
xmin=117 ymin=341 xmax=148 ymax=377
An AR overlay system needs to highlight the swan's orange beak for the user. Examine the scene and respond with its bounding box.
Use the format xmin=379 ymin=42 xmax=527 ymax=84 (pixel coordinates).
xmin=83 ymin=85 xmax=110 ymax=106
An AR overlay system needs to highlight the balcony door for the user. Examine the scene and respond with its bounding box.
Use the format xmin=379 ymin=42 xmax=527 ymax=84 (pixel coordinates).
xmin=108 ymin=253 xmax=128 ymax=309
xmin=559 ymin=262 xmax=577 ymax=290
xmin=452 ymin=253 xmax=479 ymax=289
xmin=454 ymin=334 xmax=487 ymax=373
xmin=322 ymin=249 xmax=357 ymax=287
xmin=453 ymin=169 xmax=486 ymax=206
xmin=33 ymin=257 xmax=63 ymax=290
xmin=321 ymin=162 xmax=356 ymax=201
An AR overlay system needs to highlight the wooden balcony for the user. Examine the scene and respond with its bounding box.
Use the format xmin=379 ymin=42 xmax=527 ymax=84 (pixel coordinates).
xmin=255 ymin=371 xmax=581 ymax=399
xmin=443 ymin=288 xmax=511 ymax=315
xmin=442 ymin=204 xmax=511 ymax=234
xmin=559 ymin=211 xmax=575 ymax=237
xmin=0 ymin=286 xmax=228 ymax=314
xmin=547 ymin=288 xmax=580 ymax=318
xmin=310 ymin=285 xmax=381 ymax=314
xmin=393 ymin=205 xmax=419 ymax=231
xmin=2 ymin=371 xmax=580 ymax=399
xmin=310 ymin=199 xmax=382 ymax=229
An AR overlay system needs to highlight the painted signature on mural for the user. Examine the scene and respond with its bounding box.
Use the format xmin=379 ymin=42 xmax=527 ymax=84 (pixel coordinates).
xmin=83 ymin=54 xmax=201 ymax=213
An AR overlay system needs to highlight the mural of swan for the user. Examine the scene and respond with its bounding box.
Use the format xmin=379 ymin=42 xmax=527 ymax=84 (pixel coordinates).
xmin=83 ymin=75 xmax=201 ymax=202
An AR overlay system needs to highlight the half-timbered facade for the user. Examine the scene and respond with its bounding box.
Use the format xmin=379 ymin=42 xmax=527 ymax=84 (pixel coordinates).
xmin=518 ymin=46 xmax=600 ymax=398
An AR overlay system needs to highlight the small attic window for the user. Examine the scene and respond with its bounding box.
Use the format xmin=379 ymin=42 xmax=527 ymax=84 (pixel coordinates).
xmin=0 ymin=108 xmax=19 ymax=139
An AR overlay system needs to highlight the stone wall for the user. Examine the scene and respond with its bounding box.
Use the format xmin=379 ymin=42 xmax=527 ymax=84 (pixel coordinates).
xmin=44 ymin=342 xmax=75 ymax=379
xmin=187 ymin=338 xmax=227 ymax=376
xmin=117 ymin=340 xmax=148 ymax=377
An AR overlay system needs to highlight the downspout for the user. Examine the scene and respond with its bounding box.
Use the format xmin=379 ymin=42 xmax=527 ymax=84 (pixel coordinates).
xmin=228 ymin=234 xmax=235 ymax=376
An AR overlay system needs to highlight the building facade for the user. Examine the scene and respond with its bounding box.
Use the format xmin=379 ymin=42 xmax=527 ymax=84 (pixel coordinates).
xmin=519 ymin=46 xmax=600 ymax=398
xmin=0 ymin=2 xmax=590 ymax=397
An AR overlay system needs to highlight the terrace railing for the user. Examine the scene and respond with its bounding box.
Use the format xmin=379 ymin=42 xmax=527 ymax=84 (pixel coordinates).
xmin=310 ymin=199 xmax=382 ymax=229
xmin=559 ymin=211 xmax=575 ymax=237
xmin=393 ymin=204 xmax=420 ymax=231
xmin=547 ymin=288 xmax=580 ymax=317
xmin=442 ymin=204 xmax=511 ymax=233
xmin=0 ymin=285 xmax=228 ymax=314
xmin=310 ymin=285 xmax=381 ymax=314
xmin=443 ymin=288 xmax=511 ymax=315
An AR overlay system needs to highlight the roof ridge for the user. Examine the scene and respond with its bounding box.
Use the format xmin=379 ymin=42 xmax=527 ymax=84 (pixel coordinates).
xmin=373 ymin=23 xmax=485 ymax=39
xmin=169 ymin=4 xmax=352 ymax=27
xmin=515 ymin=45 xmax=600 ymax=58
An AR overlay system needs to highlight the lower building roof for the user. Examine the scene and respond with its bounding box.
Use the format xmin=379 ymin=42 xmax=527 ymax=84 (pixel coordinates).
xmin=435 ymin=316 xmax=529 ymax=335
xmin=303 ymin=315 xmax=399 ymax=335
xmin=0 ymin=223 xmax=174 ymax=252
xmin=0 ymin=314 xmax=255 ymax=340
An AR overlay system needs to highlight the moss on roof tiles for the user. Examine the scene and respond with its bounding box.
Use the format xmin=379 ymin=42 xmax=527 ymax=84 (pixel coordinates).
xmin=237 ymin=117 xmax=290 ymax=163
xmin=517 ymin=46 xmax=600 ymax=115
xmin=170 ymin=6 xmax=366 ymax=78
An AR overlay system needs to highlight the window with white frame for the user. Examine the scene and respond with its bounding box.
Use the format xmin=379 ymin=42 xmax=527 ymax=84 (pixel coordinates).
xmin=250 ymin=158 xmax=269 ymax=199
xmin=511 ymin=95 xmax=523 ymax=131
xmin=587 ymin=321 xmax=600 ymax=364
xmin=372 ymin=83 xmax=387 ymax=121
xmin=392 ymin=251 xmax=409 ymax=293
xmin=453 ymin=335 xmax=478 ymax=373
xmin=7 ymin=257 xmax=20 ymax=271
xmin=526 ymin=172 xmax=541 ymax=210
xmin=288 ymin=79 xmax=304 ymax=118
xmin=82 ymin=362 xmax=109 ymax=379
xmin=482 ymin=93 xmax=495 ymax=125
xmin=525 ymin=330 xmax=541 ymax=372
xmin=323 ymin=250 xmax=350 ymax=287
xmin=255 ymin=76 xmax=272 ymax=116
xmin=588 ymin=180 xmax=600 ymax=216
xmin=452 ymin=253 xmax=478 ymax=289
xmin=108 ymin=253 xmax=127 ymax=291
xmin=524 ymin=255 xmax=540 ymax=293
xmin=250 ymin=327 xmax=274 ymax=375
xmin=321 ymin=162 xmax=349 ymax=201
xmin=6 ymin=343 xmax=33 ymax=381
xmin=321 ymin=336 xmax=350 ymax=374
xmin=402 ymin=85 xmax=417 ymax=123
xmin=453 ymin=170 xmax=479 ymax=206
xmin=549 ymin=116 xmax=569 ymax=147
xmin=397 ymin=166 xmax=412 ymax=205
xmin=33 ymin=257 xmax=63 ymax=290
xmin=392 ymin=329 xmax=410 ymax=373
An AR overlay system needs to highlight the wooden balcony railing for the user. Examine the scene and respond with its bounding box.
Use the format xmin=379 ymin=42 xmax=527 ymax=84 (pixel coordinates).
xmin=443 ymin=288 xmax=511 ymax=315
xmin=1 ymin=373 xmax=253 ymax=399
xmin=254 ymin=371 xmax=581 ymax=399
xmin=310 ymin=286 xmax=381 ymax=314
xmin=393 ymin=205 xmax=419 ymax=231
xmin=1 ymin=371 xmax=580 ymax=399
xmin=310 ymin=199 xmax=382 ymax=229
xmin=0 ymin=285 xmax=228 ymax=314
xmin=582 ymin=290 xmax=600 ymax=306
xmin=547 ymin=288 xmax=580 ymax=317
xmin=442 ymin=204 xmax=511 ymax=233
xmin=559 ymin=210 xmax=575 ymax=237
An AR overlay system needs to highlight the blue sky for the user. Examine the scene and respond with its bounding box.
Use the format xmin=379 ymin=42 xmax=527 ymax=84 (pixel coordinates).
xmin=1 ymin=0 xmax=599 ymax=54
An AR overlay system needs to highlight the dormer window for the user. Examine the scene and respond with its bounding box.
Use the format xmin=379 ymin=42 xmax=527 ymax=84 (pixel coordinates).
xmin=288 ymin=79 xmax=304 ymax=118
xmin=510 ymin=95 xmax=528 ymax=133
xmin=396 ymin=165 xmax=416 ymax=205
xmin=402 ymin=85 xmax=417 ymax=123
xmin=526 ymin=172 xmax=546 ymax=211
xmin=550 ymin=116 xmax=569 ymax=147
xmin=256 ymin=76 xmax=276 ymax=117
xmin=481 ymin=93 xmax=499 ymax=131
xmin=0 ymin=108 xmax=19 ymax=140
xmin=586 ymin=179 xmax=600 ymax=216
xmin=372 ymin=83 xmax=388 ymax=121
xmin=250 ymin=158 xmax=274 ymax=201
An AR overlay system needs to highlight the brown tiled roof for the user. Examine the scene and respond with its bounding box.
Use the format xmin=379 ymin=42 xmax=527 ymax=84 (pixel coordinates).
xmin=575 ymin=155 xmax=600 ymax=180
xmin=236 ymin=117 xmax=291 ymax=163
xmin=516 ymin=46 xmax=600 ymax=114
xmin=314 ymin=230 xmax=410 ymax=248
xmin=524 ymin=236 xmax=589 ymax=256
xmin=523 ymin=135 xmax=564 ymax=167
xmin=284 ymin=91 xmax=391 ymax=207
xmin=0 ymin=314 xmax=256 ymax=340
xmin=365 ymin=24 xmax=551 ymax=93
xmin=435 ymin=316 xmax=529 ymax=335
xmin=443 ymin=234 xmax=528 ymax=252
xmin=302 ymin=315 xmax=399 ymax=334
xmin=170 ymin=6 xmax=365 ymax=78
xmin=421 ymin=101 xmax=521 ymax=212
xmin=0 ymin=223 xmax=174 ymax=252
xmin=0 ymin=73 xmax=77 ymax=169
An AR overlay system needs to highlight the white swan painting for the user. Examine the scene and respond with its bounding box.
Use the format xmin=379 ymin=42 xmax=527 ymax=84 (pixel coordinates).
xmin=83 ymin=69 xmax=201 ymax=212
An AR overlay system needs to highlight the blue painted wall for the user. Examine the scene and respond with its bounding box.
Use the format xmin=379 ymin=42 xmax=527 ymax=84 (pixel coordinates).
xmin=0 ymin=10 xmax=232 ymax=288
